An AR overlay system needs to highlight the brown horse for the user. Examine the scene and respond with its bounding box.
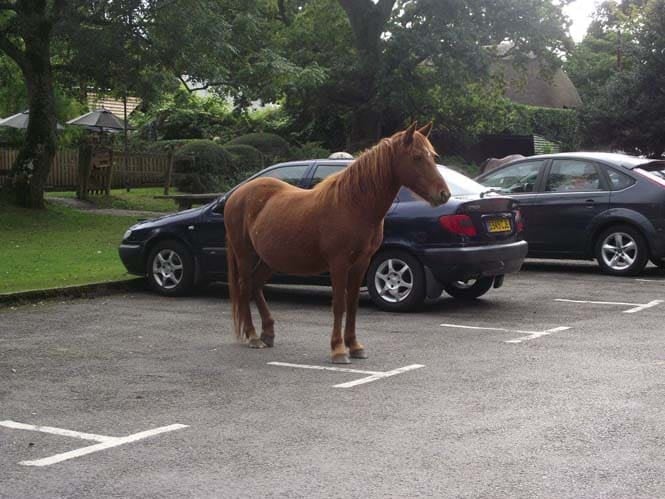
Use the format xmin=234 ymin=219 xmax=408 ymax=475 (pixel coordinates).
xmin=224 ymin=123 xmax=451 ymax=363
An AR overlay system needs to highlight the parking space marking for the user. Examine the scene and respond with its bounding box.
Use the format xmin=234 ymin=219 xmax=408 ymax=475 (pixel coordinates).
xmin=0 ymin=420 xmax=188 ymax=467
xmin=555 ymin=298 xmax=663 ymax=313
xmin=440 ymin=323 xmax=571 ymax=344
xmin=267 ymin=362 xmax=424 ymax=388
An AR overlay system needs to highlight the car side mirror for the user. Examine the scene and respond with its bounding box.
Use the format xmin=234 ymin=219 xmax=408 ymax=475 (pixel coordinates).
xmin=213 ymin=197 xmax=226 ymax=214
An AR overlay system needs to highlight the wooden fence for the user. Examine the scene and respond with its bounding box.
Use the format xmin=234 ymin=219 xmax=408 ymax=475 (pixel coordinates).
xmin=0 ymin=148 xmax=170 ymax=190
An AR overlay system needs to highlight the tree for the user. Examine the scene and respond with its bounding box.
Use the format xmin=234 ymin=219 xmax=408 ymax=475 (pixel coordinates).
xmin=0 ymin=0 xmax=272 ymax=208
xmin=574 ymin=0 xmax=665 ymax=156
xmin=272 ymin=0 xmax=572 ymax=149
xmin=0 ymin=0 xmax=65 ymax=208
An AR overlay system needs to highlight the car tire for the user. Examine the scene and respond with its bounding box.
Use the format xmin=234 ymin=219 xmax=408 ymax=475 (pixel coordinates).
xmin=443 ymin=277 xmax=494 ymax=300
xmin=366 ymin=250 xmax=426 ymax=312
xmin=595 ymin=225 xmax=649 ymax=276
xmin=146 ymin=239 xmax=195 ymax=296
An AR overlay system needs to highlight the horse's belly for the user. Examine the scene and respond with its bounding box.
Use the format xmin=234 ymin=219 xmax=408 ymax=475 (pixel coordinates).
xmin=251 ymin=215 xmax=327 ymax=275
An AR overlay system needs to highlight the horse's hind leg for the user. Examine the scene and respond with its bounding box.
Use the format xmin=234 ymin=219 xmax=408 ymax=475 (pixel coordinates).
xmin=251 ymin=261 xmax=275 ymax=347
xmin=235 ymin=250 xmax=265 ymax=349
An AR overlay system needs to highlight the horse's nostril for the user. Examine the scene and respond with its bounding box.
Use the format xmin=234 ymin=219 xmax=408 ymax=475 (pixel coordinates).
xmin=441 ymin=190 xmax=450 ymax=202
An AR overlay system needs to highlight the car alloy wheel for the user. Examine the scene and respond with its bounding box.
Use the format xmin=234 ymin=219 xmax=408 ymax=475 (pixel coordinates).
xmin=374 ymin=258 xmax=414 ymax=303
xmin=152 ymin=248 xmax=184 ymax=290
xmin=367 ymin=250 xmax=426 ymax=312
xmin=600 ymin=232 xmax=638 ymax=272
xmin=147 ymin=240 xmax=195 ymax=296
xmin=595 ymin=225 xmax=648 ymax=276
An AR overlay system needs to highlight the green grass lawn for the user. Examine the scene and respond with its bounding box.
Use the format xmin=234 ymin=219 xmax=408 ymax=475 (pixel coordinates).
xmin=0 ymin=200 xmax=140 ymax=294
xmin=46 ymin=187 xmax=179 ymax=213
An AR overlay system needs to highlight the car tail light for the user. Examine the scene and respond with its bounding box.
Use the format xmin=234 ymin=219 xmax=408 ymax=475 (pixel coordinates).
xmin=514 ymin=209 xmax=524 ymax=233
xmin=439 ymin=214 xmax=477 ymax=236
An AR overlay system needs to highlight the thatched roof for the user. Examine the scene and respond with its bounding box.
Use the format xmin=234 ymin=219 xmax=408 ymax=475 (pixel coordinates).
xmin=491 ymin=44 xmax=582 ymax=109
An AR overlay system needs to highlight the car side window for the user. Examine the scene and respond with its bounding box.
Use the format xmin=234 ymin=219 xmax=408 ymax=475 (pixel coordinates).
xmin=311 ymin=164 xmax=346 ymax=187
xmin=259 ymin=165 xmax=309 ymax=186
xmin=481 ymin=161 xmax=544 ymax=194
xmin=546 ymin=160 xmax=603 ymax=192
xmin=606 ymin=167 xmax=635 ymax=190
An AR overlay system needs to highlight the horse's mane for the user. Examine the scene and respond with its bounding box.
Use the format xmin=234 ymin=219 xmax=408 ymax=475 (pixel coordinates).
xmin=314 ymin=137 xmax=396 ymax=206
xmin=314 ymin=131 xmax=437 ymax=208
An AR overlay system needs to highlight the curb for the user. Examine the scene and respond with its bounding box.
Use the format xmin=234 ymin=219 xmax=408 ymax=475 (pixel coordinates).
xmin=0 ymin=278 xmax=146 ymax=307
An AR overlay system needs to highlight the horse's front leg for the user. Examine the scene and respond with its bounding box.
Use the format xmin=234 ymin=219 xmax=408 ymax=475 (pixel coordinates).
xmin=344 ymin=259 xmax=370 ymax=359
xmin=329 ymin=264 xmax=349 ymax=364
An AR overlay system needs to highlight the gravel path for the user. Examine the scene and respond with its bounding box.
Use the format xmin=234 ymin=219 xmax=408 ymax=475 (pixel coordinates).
xmin=47 ymin=196 xmax=170 ymax=218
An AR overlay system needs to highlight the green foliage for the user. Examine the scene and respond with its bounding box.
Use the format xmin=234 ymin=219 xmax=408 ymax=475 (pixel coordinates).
xmin=227 ymin=133 xmax=291 ymax=163
xmin=290 ymin=142 xmax=332 ymax=161
xmin=173 ymin=140 xmax=233 ymax=193
xmin=505 ymin=104 xmax=580 ymax=151
xmin=223 ymin=144 xmax=265 ymax=182
xmin=573 ymin=0 xmax=665 ymax=156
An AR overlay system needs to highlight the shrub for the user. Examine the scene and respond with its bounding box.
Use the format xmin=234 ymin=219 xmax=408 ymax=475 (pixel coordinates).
xmin=290 ymin=142 xmax=331 ymax=161
xmin=223 ymin=144 xmax=264 ymax=184
xmin=227 ymin=133 xmax=291 ymax=163
xmin=173 ymin=140 xmax=233 ymax=193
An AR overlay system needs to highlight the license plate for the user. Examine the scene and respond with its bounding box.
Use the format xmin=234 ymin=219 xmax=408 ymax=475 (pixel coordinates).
xmin=486 ymin=218 xmax=511 ymax=233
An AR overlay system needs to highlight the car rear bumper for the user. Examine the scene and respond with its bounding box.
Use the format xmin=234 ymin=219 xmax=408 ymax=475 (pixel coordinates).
xmin=118 ymin=243 xmax=145 ymax=275
xmin=419 ymin=240 xmax=528 ymax=282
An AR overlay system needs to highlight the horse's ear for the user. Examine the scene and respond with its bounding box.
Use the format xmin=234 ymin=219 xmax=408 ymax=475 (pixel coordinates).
xmin=403 ymin=122 xmax=417 ymax=147
xmin=417 ymin=122 xmax=433 ymax=138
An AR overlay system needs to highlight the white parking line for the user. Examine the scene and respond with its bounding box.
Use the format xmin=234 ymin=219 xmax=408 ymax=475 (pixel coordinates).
xmin=0 ymin=420 xmax=188 ymax=467
xmin=440 ymin=323 xmax=571 ymax=344
xmin=554 ymin=298 xmax=663 ymax=313
xmin=267 ymin=362 xmax=424 ymax=388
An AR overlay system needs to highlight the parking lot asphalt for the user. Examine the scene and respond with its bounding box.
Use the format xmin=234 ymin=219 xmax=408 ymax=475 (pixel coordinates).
xmin=2 ymin=261 xmax=665 ymax=498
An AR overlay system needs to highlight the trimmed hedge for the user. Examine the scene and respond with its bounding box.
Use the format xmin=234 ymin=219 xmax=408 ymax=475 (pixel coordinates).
xmin=173 ymin=140 xmax=233 ymax=193
xmin=506 ymin=104 xmax=581 ymax=151
xmin=223 ymin=144 xmax=264 ymax=183
xmin=227 ymin=133 xmax=291 ymax=163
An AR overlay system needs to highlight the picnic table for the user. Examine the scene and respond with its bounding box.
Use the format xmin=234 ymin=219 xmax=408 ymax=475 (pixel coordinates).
xmin=153 ymin=193 xmax=225 ymax=210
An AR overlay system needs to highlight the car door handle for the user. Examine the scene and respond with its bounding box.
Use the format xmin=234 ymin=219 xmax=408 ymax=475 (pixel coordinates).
xmin=585 ymin=199 xmax=595 ymax=208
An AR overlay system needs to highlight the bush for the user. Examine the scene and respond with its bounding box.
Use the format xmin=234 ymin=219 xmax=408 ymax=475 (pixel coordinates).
xmin=290 ymin=142 xmax=331 ymax=161
xmin=223 ymin=144 xmax=264 ymax=183
xmin=227 ymin=133 xmax=291 ymax=163
xmin=173 ymin=140 xmax=233 ymax=193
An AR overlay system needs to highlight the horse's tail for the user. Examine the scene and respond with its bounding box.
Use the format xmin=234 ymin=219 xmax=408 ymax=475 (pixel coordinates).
xmin=226 ymin=236 xmax=243 ymax=340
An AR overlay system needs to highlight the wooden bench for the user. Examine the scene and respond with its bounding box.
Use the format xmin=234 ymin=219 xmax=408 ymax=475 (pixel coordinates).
xmin=153 ymin=193 xmax=225 ymax=210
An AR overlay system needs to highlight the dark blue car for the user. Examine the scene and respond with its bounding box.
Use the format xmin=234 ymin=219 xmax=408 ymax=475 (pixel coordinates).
xmin=119 ymin=159 xmax=527 ymax=311
xmin=476 ymin=152 xmax=665 ymax=276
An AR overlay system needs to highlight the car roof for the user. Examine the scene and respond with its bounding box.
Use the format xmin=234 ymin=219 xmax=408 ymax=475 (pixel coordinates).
xmin=520 ymin=152 xmax=665 ymax=170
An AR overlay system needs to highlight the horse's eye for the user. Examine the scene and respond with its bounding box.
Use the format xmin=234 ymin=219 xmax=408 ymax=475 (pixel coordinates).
xmin=413 ymin=154 xmax=423 ymax=161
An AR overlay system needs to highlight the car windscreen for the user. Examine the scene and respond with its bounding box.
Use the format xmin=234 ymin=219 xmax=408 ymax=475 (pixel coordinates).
xmin=437 ymin=165 xmax=484 ymax=196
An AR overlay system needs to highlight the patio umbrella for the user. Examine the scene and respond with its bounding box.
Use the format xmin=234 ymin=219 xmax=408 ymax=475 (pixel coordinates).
xmin=0 ymin=110 xmax=64 ymax=130
xmin=66 ymin=108 xmax=130 ymax=132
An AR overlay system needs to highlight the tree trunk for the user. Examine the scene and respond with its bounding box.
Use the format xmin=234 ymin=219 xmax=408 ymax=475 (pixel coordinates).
xmin=9 ymin=6 xmax=58 ymax=209
xmin=338 ymin=0 xmax=395 ymax=148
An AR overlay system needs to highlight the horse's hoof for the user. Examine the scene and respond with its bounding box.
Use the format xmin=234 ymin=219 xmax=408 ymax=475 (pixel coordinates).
xmin=248 ymin=338 xmax=268 ymax=349
xmin=350 ymin=349 xmax=368 ymax=359
xmin=331 ymin=354 xmax=351 ymax=364
xmin=260 ymin=335 xmax=274 ymax=348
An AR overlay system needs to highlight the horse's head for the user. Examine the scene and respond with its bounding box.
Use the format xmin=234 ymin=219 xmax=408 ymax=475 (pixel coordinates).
xmin=391 ymin=122 xmax=451 ymax=206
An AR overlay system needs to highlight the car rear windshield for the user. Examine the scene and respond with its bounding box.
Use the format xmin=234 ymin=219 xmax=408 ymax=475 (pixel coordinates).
xmin=437 ymin=165 xmax=484 ymax=196
xmin=634 ymin=161 xmax=665 ymax=185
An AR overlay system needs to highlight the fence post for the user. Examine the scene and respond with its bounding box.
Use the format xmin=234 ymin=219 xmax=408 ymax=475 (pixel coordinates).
xmin=104 ymin=148 xmax=113 ymax=195
xmin=164 ymin=146 xmax=175 ymax=195
xmin=77 ymin=142 xmax=93 ymax=200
